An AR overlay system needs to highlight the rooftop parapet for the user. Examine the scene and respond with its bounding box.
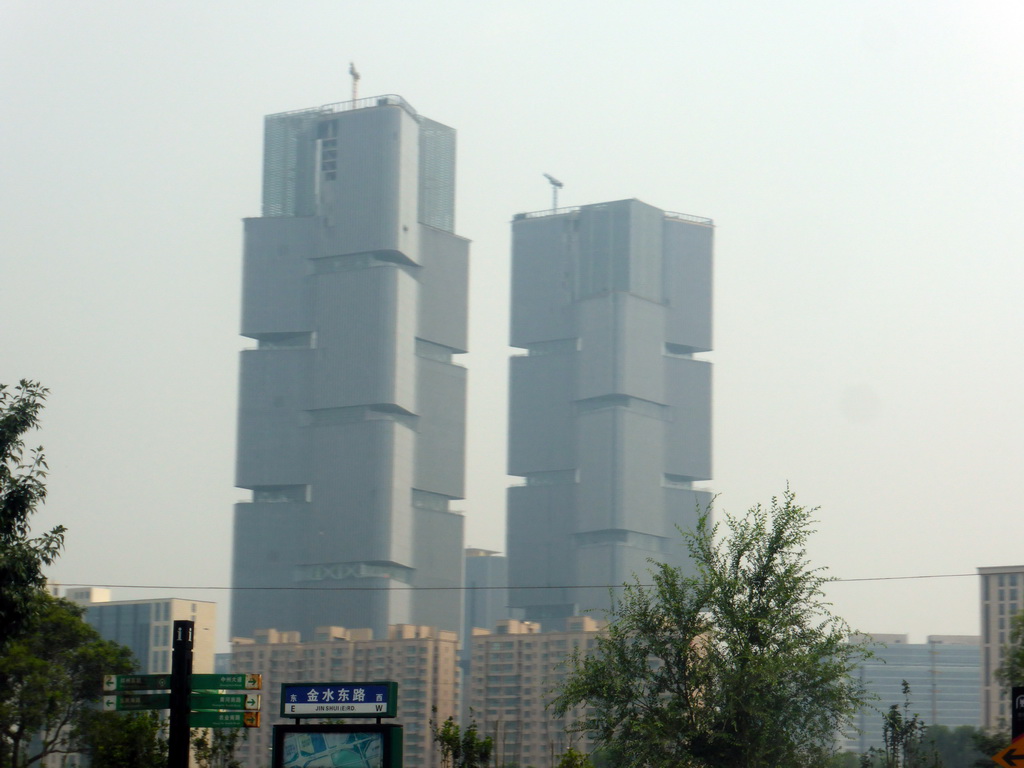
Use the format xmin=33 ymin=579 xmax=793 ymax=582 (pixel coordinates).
xmin=514 ymin=199 xmax=713 ymax=227
xmin=266 ymin=94 xmax=420 ymax=122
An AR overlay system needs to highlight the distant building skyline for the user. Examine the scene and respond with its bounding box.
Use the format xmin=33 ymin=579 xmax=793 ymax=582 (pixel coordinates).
xmin=463 ymin=547 xmax=512 ymax=638
xmin=230 ymin=94 xmax=469 ymax=640
xmin=505 ymin=199 xmax=713 ymax=624
xmin=843 ymin=633 xmax=980 ymax=753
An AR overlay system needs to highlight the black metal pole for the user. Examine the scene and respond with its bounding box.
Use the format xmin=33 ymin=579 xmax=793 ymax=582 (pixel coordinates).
xmin=168 ymin=620 xmax=194 ymax=768
xmin=1013 ymin=686 xmax=1024 ymax=741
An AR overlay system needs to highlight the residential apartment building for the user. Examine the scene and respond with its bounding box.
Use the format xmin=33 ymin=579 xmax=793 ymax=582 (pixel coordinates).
xmin=507 ymin=199 xmax=713 ymax=625
xmin=844 ymin=633 xmax=980 ymax=753
xmin=231 ymin=93 xmax=469 ymax=641
xmin=231 ymin=624 xmax=459 ymax=768
xmin=979 ymin=565 xmax=1024 ymax=728
xmin=468 ymin=617 xmax=604 ymax=768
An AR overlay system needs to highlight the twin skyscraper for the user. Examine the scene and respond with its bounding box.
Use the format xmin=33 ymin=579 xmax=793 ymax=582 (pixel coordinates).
xmin=230 ymin=94 xmax=712 ymax=641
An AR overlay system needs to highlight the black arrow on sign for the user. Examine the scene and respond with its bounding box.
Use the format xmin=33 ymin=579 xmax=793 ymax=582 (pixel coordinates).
xmin=1002 ymin=748 xmax=1024 ymax=766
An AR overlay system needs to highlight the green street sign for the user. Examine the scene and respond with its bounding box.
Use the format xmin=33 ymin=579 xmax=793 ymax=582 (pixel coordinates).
xmin=102 ymin=693 xmax=170 ymax=712
xmin=189 ymin=711 xmax=260 ymax=728
xmin=191 ymin=693 xmax=261 ymax=712
xmin=103 ymin=674 xmax=171 ymax=692
xmin=191 ymin=673 xmax=262 ymax=691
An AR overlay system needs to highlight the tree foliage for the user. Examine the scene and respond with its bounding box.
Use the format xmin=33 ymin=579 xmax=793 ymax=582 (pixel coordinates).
xmin=926 ymin=725 xmax=991 ymax=768
xmin=192 ymin=727 xmax=246 ymax=768
xmin=555 ymin=746 xmax=595 ymax=768
xmin=828 ymin=753 xmax=864 ymax=768
xmin=0 ymin=380 xmax=64 ymax=646
xmin=995 ymin=609 xmax=1024 ymax=695
xmin=967 ymin=727 xmax=1007 ymax=768
xmin=430 ymin=713 xmax=494 ymax=768
xmin=78 ymin=710 xmax=166 ymax=768
xmin=552 ymin=490 xmax=870 ymax=768
xmin=860 ymin=681 xmax=941 ymax=768
xmin=0 ymin=593 xmax=134 ymax=768
xmin=841 ymin=725 xmax=994 ymax=768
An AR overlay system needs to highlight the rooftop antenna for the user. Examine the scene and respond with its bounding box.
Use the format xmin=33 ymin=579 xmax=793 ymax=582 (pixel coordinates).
xmin=349 ymin=62 xmax=361 ymax=101
xmin=543 ymin=173 xmax=564 ymax=211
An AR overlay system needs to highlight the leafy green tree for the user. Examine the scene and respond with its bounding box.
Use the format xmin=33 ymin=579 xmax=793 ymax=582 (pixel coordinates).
xmin=430 ymin=713 xmax=494 ymax=768
xmin=0 ymin=592 xmax=134 ymax=767
xmin=77 ymin=710 xmax=166 ymax=768
xmin=826 ymin=752 xmax=862 ymax=768
xmin=0 ymin=380 xmax=64 ymax=647
xmin=969 ymin=727 xmax=1006 ymax=767
xmin=191 ymin=727 xmax=246 ymax=768
xmin=861 ymin=681 xmax=941 ymax=767
xmin=555 ymin=746 xmax=595 ymax=768
xmin=926 ymin=725 xmax=990 ymax=767
xmin=996 ymin=610 xmax=1024 ymax=695
xmin=552 ymin=489 xmax=871 ymax=768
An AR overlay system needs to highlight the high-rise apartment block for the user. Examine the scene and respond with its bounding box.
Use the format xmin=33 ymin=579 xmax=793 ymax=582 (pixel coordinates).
xmin=979 ymin=565 xmax=1024 ymax=727
xmin=843 ymin=633 xmax=980 ymax=753
xmin=231 ymin=95 xmax=469 ymax=640
xmin=468 ymin=617 xmax=604 ymax=768
xmin=231 ymin=625 xmax=459 ymax=768
xmin=506 ymin=199 xmax=713 ymax=623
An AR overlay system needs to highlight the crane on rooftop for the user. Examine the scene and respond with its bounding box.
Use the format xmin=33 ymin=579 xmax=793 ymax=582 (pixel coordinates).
xmin=349 ymin=62 xmax=361 ymax=101
xmin=543 ymin=173 xmax=564 ymax=211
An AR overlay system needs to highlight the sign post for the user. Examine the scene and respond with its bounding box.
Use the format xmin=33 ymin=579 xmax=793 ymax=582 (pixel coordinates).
xmin=191 ymin=673 xmax=262 ymax=690
xmin=191 ymin=693 xmax=261 ymax=711
xmin=103 ymin=621 xmax=263 ymax=768
xmin=103 ymin=674 xmax=171 ymax=692
xmin=168 ymin=620 xmax=194 ymax=768
xmin=992 ymin=689 xmax=1024 ymax=767
xmin=1014 ymin=687 xmax=1024 ymax=741
xmin=102 ymin=693 xmax=171 ymax=712
xmin=190 ymin=711 xmax=261 ymax=729
xmin=992 ymin=735 xmax=1024 ymax=768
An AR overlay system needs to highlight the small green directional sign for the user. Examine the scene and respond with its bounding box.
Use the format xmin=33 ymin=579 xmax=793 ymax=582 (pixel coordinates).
xmin=103 ymin=674 xmax=171 ymax=692
xmin=191 ymin=693 xmax=261 ymax=712
xmin=191 ymin=673 xmax=262 ymax=691
xmin=189 ymin=711 xmax=260 ymax=729
xmin=102 ymin=693 xmax=171 ymax=712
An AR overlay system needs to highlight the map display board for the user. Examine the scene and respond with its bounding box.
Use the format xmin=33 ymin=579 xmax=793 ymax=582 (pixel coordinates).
xmin=273 ymin=724 xmax=402 ymax=768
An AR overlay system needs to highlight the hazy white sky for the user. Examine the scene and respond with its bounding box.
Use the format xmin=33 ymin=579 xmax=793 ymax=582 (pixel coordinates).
xmin=2 ymin=1 xmax=1022 ymax=652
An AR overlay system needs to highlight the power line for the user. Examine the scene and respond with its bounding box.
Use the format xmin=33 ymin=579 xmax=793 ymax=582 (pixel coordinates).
xmin=834 ymin=572 xmax=975 ymax=583
xmin=53 ymin=571 xmax=979 ymax=593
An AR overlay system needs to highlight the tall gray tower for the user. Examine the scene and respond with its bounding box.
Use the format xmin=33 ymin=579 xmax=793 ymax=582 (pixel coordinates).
xmin=506 ymin=199 xmax=712 ymax=625
xmin=231 ymin=95 xmax=468 ymax=640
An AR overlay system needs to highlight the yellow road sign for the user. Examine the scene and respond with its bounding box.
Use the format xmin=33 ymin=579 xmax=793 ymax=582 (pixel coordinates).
xmin=992 ymin=735 xmax=1024 ymax=768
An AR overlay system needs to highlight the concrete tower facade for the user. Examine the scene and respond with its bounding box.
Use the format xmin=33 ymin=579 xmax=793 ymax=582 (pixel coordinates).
xmin=506 ymin=199 xmax=712 ymax=624
xmin=231 ymin=95 xmax=468 ymax=640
